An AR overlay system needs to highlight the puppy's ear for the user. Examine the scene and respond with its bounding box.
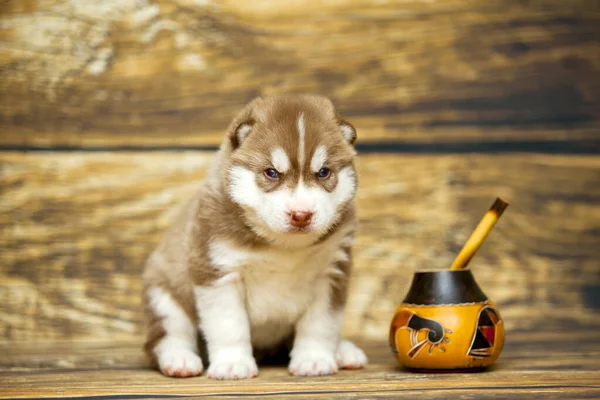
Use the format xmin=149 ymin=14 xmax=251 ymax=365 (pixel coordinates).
xmin=231 ymin=120 xmax=254 ymax=150
xmin=312 ymin=96 xmax=356 ymax=145
xmin=338 ymin=119 xmax=357 ymax=145
xmin=228 ymin=97 xmax=263 ymax=150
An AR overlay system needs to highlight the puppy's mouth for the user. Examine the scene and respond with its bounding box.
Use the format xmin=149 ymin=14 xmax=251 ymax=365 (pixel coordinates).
xmin=286 ymin=225 xmax=313 ymax=234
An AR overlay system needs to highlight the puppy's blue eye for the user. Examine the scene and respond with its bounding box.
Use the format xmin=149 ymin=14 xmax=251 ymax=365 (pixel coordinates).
xmin=317 ymin=167 xmax=330 ymax=178
xmin=264 ymin=168 xmax=280 ymax=179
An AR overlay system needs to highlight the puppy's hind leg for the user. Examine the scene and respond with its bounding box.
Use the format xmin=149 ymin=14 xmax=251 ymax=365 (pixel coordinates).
xmin=145 ymin=286 xmax=203 ymax=377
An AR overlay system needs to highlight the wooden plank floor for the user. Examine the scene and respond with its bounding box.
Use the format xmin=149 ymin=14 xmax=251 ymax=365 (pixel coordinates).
xmin=1 ymin=331 xmax=600 ymax=399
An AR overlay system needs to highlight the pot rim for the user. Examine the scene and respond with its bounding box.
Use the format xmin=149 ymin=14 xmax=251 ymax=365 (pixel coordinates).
xmin=411 ymin=268 xmax=473 ymax=274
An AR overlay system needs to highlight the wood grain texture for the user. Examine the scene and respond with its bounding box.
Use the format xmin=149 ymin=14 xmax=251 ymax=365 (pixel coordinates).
xmin=1 ymin=152 xmax=599 ymax=342
xmin=1 ymin=0 xmax=599 ymax=147
xmin=1 ymin=332 xmax=599 ymax=399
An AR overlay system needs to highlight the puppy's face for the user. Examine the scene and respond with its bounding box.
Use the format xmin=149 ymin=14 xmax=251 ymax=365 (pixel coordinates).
xmin=225 ymin=95 xmax=357 ymax=246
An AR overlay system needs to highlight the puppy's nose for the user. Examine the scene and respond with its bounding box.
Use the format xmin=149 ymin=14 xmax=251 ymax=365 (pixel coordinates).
xmin=289 ymin=211 xmax=313 ymax=228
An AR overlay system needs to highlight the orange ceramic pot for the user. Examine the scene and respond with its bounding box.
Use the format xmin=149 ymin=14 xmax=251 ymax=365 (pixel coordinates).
xmin=389 ymin=269 xmax=504 ymax=371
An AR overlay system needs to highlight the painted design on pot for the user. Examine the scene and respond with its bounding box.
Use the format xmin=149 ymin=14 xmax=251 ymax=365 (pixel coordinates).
xmin=390 ymin=309 xmax=452 ymax=358
xmin=467 ymin=305 xmax=502 ymax=358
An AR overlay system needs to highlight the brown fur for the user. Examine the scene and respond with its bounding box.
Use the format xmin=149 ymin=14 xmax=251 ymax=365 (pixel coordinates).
xmin=330 ymin=244 xmax=354 ymax=310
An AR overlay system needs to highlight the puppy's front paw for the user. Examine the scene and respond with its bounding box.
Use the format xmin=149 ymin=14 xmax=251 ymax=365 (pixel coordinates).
xmin=289 ymin=353 xmax=338 ymax=377
xmin=207 ymin=357 xmax=258 ymax=380
xmin=158 ymin=348 xmax=203 ymax=378
xmin=336 ymin=340 xmax=368 ymax=369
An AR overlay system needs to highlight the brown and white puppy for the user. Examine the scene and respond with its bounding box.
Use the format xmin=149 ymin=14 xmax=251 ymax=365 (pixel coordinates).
xmin=142 ymin=94 xmax=367 ymax=380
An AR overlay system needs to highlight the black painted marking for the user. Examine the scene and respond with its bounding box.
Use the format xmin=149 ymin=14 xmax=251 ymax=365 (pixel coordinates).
xmin=407 ymin=314 xmax=446 ymax=344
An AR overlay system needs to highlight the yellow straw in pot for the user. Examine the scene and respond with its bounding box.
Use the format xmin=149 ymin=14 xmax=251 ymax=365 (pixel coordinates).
xmin=449 ymin=197 xmax=509 ymax=270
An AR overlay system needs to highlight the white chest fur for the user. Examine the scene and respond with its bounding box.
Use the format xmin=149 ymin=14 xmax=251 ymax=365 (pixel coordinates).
xmin=207 ymin=234 xmax=346 ymax=348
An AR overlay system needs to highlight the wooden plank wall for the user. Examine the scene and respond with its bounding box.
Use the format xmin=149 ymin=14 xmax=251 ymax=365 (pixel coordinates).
xmin=2 ymin=0 xmax=599 ymax=147
xmin=1 ymin=0 xmax=599 ymax=344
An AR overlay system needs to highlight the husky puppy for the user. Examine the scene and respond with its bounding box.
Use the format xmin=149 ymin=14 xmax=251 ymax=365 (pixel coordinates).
xmin=143 ymin=94 xmax=367 ymax=379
